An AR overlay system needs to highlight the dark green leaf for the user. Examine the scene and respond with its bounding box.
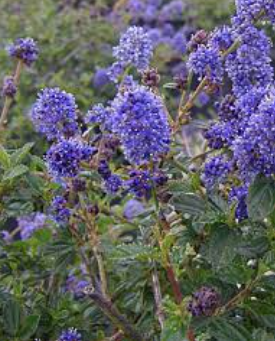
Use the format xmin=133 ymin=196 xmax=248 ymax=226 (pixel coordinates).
xmin=3 ymin=299 xmax=21 ymax=336
xmin=10 ymin=142 xmax=34 ymax=166
xmin=2 ymin=164 xmax=29 ymax=182
xmin=248 ymin=177 xmax=275 ymax=221
xmin=0 ymin=145 xmax=10 ymax=169
xmin=19 ymin=315 xmax=40 ymax=340
xmin=172 ymin=193 xmax=205 ymax=216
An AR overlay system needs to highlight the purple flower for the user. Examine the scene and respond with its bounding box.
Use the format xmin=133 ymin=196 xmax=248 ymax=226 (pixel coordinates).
xmin=93 ymin=68 xmax=110 ymax=88
xmin=7 ymin=38 xmax=39 ymax=66
xmin=17 ymin=213 xmax=47 ymax=240
xmin=2 ymin=76 xmax=17 ymax=98
xmin=235 ymin=0 xmax=275 ymax=24
xmin=104 ymin=174 xmax=123 ymax=194
xmin=124 ymin=199 xmax=145 ymax=220
xmin=85 ymin=104 xmax=109 ymax=126
xmin=111 ymin=85 xmax=171 ymax=165
xmin=46 ymin=138 xmax=95 ymax=178
xmin=65 ymin=275 xmax=89 ymax=297
xmin=202 ymin=156 xmax=233 ymax=189
xmin=58 ymin=328 xmax=82 ymax=341
xmin=159 ymin=1 xmax=185 ymax=22
xmin=225 ymin=25 xmax=273 ymax=97
xmin=229 ymin=186 xmax=248 ymax=221
xmin=31 ymin=88 xmax=79 ymax=141
xmin=1 ymin=230 xmax=12 ymax=243
xmin=210 ymin=26 xmax=234 ymax=51
xmin=125 ymin=169 xmax=167 ymax=198
xmin=198 ymin=92 xmax=210 ymax=106
xmin=113 ymin=26 xmax=153 ymax=72
xmin=107 ymin=61 xmax=124 ymax=83
xmin=98 ymin=160 xmax=112 ymax=180
xmin=188 ymin=45 xmax=223 ymax=84
xmin=188 ymin=286 xmax=220 ymax=317
xmin=51 ymin=195 xmax=71 ymax=224
xmin=171 ymin=31 xmax=187 ymax=54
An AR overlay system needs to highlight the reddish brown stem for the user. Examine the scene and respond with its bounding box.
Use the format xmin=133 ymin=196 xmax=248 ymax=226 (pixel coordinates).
xmin=187 ymin=328 xmax=196 ymax=341
xmin=165 ymin=265 xmax=183 ymax=305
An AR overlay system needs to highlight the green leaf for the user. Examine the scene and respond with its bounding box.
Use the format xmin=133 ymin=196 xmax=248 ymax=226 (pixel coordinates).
xmin=0 ymin=144 xmax=10 ymax=169
xmin=111 ymin=243 xmax=158 ymax=263
xmin=2 ymin=164 xmax=29 ymax=182
xmin=201 ymin=225 xmax=239 ymax=270
xmin=10 ymin=142 xmax=34 ymax=166
xmin=3 ymin=299 xmax=21 ymax=336
xmin=44 ymin=240 xmax=76 ymax=271
xmin=30 ymin=155 xmax=47 ymax=171
xmin=248 ymin=176 xmax=275 ymax=221
xmin=253 ymin=329 xmax=275 ymax=341
xmin=171 ymin=193 xmax=205 ymax=216
xmin=237 ymin=236 xmax=269 ymax=258
xmin=209 ymin=318 xmax=251 ymax=341
xmin=161 ymin=320 xmax=187 ymax=341
xmin=19 ymin=315 xmax=40 ymax=340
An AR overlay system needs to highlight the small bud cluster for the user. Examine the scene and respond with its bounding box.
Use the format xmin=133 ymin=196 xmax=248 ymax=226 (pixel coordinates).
xmin=188 ymin=286 xmax=220 ymax=317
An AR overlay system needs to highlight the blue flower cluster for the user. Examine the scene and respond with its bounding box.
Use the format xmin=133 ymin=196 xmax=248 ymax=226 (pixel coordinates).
xmin=51 ymin=195 xmax=71 ymax=223
xmin=17 ymin=213 xmax=47 ymax=240
xmin=235 ymin=0 xmax=275 ymax=23
xmin=85 ymin=103 xmax=110 ymax=128
xmin=202 ymin=156 xmax=233 ymax=189
xmin=31 ymin=88 xmax=79 ymax=141
xmin=104 ymin=174 xmax=123 ymax=194
xmin=97 ymin=160 xmax=123 ymax=194
xmin=187 ymin=45 xmax=223 ymax=84
xmin=229 ymin=186 xmax=248 ymax=221
xmin=125 ymin=0 xmax=188 ymax=55
xmin=58 ymin=328 xmax=82 ymax=341
xmin=94 ymin=0 xmax=191 ymax=88
xmin=125 ymin=169 xmax=168 ymax=199
xmin=111 ymin=85 xmax=171 ymax=165
xmin=225 ymin=25 xmax=273 ymax=97
xmin=200 ymin=1 xmax=275 ymax=219
xmin=46 ymin=138 xmax=95 ymax=178
xmin=66 ymin=275 xmax=89 ymax=297
xmin=110 ymin=26 xmax=153 ymax=79
xmin=8 ymin=38 xmax=39 ymax=66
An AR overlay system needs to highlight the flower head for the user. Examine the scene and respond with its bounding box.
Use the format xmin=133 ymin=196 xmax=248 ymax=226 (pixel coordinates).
xmin=51 ymin=195 xmax=71 ymax=224
xmin=8 ymin=38 xmax=38 ymax=66
xmin=58 ymin=328 xmax=82 ymax=341
xmin=187 ymin=45 xmax=223 ymax=84
xmin=17 ymin=213 xmax=47 ymax=240
xmin=85 ymin=103 xmax=109 ymax=126
xmin=111 ymin=85 xmax=171 ymax=165
xmin=113 ymin=26 xmax=153 ymax=72
xmin=104 ymin=174 xmax=123 ymax=194
xmin=46 ymin=138 xmax=95 ymax=178
xmin=202 ymin=156 xmax=233 ymax=189
xmin=31 ymin=88 xmax=79 ymax=141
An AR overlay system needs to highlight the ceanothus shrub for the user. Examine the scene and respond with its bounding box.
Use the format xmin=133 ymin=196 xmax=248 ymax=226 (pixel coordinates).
xmin=1 ymin=1 xmax=275 ymax=340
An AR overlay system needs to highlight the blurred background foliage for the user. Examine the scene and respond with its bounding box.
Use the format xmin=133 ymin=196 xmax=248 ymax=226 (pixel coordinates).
xmin=0 ymin=0 xmax=234 ymax=151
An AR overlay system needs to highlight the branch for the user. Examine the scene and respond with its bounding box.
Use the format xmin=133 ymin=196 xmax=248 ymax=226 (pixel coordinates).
xmin=0 ymin=60 xmax=24 ymax=130
xmin=85 ymin=286 xmax=146 ymax=341
xmin=151 ymin=263 xmax=165 ymax=329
